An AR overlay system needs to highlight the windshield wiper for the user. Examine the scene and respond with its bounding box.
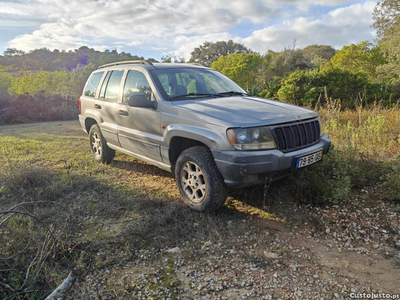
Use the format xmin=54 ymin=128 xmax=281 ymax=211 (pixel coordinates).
xmin=169 ymin=93 xmax=223 ymax=100
xmin=218 ymin=91 xmax=250 ymax=96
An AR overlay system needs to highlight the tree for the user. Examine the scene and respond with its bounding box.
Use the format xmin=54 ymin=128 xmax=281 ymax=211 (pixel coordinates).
xmin=189 ymin=40 xmax=252 ymax=67
xmin=373 ymin=0 xmax=400 ymax=38
xmin=330 ymin=42 xmax=386 ymax=81
xmin=0 ymin=46 xmax=156 ymax=72
xmin=261 ymin=44 xmax=329 ymax=80
xmin=3 ymin=48 xmax=25 ymax=56
xmin=161 ymin=51 xmax=186 ymax=63
xmin=211 ymin=53 xmax=262 ymax=89
xmin=373 ymin=0 xmax=400 ymax=86
xmin=302 ymin=45 xmax=336 ymax=67
xmin=377 ymin=23 xmax=400 ymax=80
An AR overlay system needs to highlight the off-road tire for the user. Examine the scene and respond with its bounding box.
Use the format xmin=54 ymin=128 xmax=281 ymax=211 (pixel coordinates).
xmin=175 ymin=146 xmax=227 ymax=212
xmin=89 ymin=124 xmax=115 ymax=164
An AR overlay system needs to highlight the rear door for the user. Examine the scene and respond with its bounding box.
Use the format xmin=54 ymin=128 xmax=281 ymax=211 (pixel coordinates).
xmin=117 ymin=69 xmax=162 ymax=161
xmin=94 ymin=69 xmax=124 ymax=147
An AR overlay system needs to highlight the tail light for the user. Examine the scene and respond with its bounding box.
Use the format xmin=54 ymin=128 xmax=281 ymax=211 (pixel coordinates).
xmin=78 ymin=99 xmax=82 ymax=114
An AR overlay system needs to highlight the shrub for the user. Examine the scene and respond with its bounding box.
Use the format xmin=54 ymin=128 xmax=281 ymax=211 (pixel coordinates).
xmin=0 ymin=72 xmax=14 ymax=92
xmin=294 ymin=102 xmax=400 ymax=206
xmin=381 ymin=156 xmax=400 ymax=203
xmin=291 ymin=148 xmax=354 ymax=205
xmin=321 ymin=104 xmax=400 ymax=159
xmin=277 ymin=67 xmax=392 ymax=109
xmin=0 ymin=93 xmax=78 ymax=125
xmin=8 ymin=64 xmax=95 ymax=100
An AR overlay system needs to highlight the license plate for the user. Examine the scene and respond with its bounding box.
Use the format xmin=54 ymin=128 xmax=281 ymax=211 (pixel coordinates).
xmin=296 ymin=151 xmax=323 ymax=169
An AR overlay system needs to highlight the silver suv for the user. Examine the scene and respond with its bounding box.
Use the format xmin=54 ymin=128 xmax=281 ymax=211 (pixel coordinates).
xmin=79 ymin=60 xmax=330 ymax=212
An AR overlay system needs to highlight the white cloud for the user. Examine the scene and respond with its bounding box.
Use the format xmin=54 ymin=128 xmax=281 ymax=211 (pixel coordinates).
xmin=173 ymin=32 xmax=236 ymax=59
xmin=242 ymin=1 xmax=377 ymax=52
xmin=1 ymin=0 xmax=378 ymax=58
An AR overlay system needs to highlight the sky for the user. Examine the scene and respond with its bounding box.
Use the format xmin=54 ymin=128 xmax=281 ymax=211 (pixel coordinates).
xmin=0 ymin=0 xmax=378 ymax=60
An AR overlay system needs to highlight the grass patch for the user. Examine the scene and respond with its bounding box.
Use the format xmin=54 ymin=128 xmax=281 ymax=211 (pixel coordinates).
xmin=291 ymin=101 xmax=400 ymax=205
xmin=0 ymin=121 xmax=274 ymax=299
xmin=0 ymin=101 xmax=399 ymax=298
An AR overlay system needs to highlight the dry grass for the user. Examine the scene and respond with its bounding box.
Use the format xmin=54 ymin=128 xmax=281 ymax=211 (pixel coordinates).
xmin=318 ymin=101 xmax=400 ymax=160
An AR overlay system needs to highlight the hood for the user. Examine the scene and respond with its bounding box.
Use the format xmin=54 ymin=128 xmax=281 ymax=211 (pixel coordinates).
xmin=172 ymin=96 xmax=318 ymax=127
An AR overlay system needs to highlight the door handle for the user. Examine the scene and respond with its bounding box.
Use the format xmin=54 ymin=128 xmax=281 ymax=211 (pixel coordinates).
xmin=118 ymin=110 xmax=129 ymax=116
xmin=94 ymin=104 xmax=101 ymax=109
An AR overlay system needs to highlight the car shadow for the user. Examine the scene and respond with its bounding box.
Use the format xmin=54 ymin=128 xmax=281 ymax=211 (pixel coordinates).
xmin=111 ymin=155 xmax=299 ymax=223
xmin=111 ymin=157 xmax=174 ymax=178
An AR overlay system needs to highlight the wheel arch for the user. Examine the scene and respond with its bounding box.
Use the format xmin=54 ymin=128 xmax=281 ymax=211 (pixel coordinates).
xmin=168 ymin=136 xmax=209 ymax=168
xmin=85 ymin=117 xmax=98 ymax=133
xmin=82 ymin=110 xmax=104 ymax=133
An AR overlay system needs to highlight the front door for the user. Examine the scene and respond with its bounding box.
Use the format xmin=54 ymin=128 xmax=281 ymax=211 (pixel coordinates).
xmin=117 ymin=69 xmax=162 ymax=162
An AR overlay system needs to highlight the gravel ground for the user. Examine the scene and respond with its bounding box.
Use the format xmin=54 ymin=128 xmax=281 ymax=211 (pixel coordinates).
xmin=70 ymin=194 xmax=400 ymax=299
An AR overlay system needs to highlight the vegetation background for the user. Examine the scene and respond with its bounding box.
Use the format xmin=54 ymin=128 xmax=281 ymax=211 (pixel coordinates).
xmin=0 ymin=0 xmax=399 ymax=298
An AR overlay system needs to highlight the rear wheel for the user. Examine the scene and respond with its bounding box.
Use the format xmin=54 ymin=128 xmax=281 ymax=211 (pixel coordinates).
xmin=175 ymin=146 xmax=227 ymax=212
xmin=89 ymin=124 xmax=115 ymax=164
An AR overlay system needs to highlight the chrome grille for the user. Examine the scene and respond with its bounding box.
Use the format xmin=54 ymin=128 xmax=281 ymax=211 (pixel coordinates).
xmin=270 ymin=119 xmax=320 ymax=152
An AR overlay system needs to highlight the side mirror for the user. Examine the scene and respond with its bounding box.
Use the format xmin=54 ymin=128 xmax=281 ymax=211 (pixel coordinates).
xmin=128 ymin=94 xmax=157 ymax=110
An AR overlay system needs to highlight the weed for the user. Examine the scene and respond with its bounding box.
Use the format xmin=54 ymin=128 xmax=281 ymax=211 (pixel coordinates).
xmin=381 ymin=156 xmax=400 ymax=203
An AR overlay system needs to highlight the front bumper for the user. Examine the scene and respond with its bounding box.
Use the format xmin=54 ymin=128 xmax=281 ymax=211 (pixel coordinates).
xmin=212 ymin=133 xmax=331 ymax=188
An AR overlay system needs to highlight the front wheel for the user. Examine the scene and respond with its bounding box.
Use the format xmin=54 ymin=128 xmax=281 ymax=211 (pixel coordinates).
xmin=89 ymin=124 xmax=115 ymax=164
xmin=175 ymin=146 xmax=227 ymax=212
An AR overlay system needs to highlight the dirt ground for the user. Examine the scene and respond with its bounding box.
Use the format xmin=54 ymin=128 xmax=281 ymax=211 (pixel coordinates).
xmin=0 ymin=120 xmax=399 ymax=299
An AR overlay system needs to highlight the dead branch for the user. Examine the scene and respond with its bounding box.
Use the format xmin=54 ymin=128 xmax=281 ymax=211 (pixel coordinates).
xmin=1 ymin=200 xmax=74 ymax=297
xmin=45 ymin=270 xmax=80 ymax=300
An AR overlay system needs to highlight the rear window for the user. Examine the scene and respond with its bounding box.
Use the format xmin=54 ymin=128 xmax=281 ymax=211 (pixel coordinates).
xmin=84 ymin=72 xmax=104 ymax=97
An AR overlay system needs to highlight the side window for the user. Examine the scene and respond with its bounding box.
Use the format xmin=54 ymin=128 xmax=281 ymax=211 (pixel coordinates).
xmin=103 ymin=70 xmax=124 ymax=102
xmin=84 ymin=72 xmax=104 ymax=97
xmin=123 ymin=70 xmax=152 ymax=102
xmin=99 ymin=71 xmax=112 ymax=99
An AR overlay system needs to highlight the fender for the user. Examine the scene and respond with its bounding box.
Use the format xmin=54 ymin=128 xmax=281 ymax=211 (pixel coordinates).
xmin=83 ymin=109 xmax=104 ymax=131
xmin=163 ymin=124 xmax=227 ymax=150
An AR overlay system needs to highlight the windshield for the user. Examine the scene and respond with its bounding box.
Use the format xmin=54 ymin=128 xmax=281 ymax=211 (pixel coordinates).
xmin=149 ymin=68 xmax=246 ymax=101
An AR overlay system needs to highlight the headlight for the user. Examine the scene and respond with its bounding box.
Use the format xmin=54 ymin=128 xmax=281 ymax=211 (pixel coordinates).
xmin=227 ymin=127 xmax=277 ymax=150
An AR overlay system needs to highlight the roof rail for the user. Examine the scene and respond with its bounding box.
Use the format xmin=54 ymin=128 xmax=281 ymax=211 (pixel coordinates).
xmin=97 ymin=60 xmax=153 ymax=69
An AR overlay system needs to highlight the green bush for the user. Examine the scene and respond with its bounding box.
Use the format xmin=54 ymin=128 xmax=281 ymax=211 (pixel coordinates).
xmin=292 ymin=148 xmax=359 ymax=205
xmin=211 ymin=53 xmax=263 ymax=89
xmin=0 ymin=71 xmax=14 ymax=92
xmin=8 ymin=64 xmax=95 ymax=99
xmin=291 ymin=145 xmax=397 ymax=205
xmin=381 ymin=156 xmax=400 ymax=203
xmin=277 ymin=67 xmax=391 ymax=109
